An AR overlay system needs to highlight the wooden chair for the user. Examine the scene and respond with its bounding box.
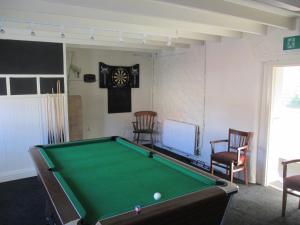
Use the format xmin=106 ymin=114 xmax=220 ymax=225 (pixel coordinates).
xmin=210 ymin=128 xmax=251 ymax=184
xmin=282 ymin=159 xmax=300 ymax=217
xmin=132 ymin=111 xmax=157 ymax=148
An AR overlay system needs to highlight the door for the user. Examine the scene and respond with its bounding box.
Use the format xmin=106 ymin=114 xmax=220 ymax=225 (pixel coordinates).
xmin=266 ymin=66 xmax=300 ymax=189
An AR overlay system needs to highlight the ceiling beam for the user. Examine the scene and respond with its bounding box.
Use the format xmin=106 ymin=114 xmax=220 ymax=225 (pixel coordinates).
xmin=0 ymin=9 xmax=236 ymax=43
xmin=225 ymin=0 xmax=300 ymax=16
xmin=253 ymin=0 xmax=300 ymax=11
xmin=155 ymin=0 xmax=296 ymax=30
xmin=3 ymin=24 xmax=189 ymax=48
xmin=0 ymin=29 xmax=176 ymax=52
xmin=1 ymin=0 xmax=265 ymax=35
xmin=66 ymin=44 xmax=155 ymax=54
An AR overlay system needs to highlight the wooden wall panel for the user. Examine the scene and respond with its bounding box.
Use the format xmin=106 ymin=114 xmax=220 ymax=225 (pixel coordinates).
xmin=68 ymin=95 xmax=83 ymax=141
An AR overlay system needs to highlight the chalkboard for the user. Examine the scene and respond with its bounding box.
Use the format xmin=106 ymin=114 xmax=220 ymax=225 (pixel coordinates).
xmin=108 ymin=88 xmax=131 ymax=113
xmin=10 ymin=78 xmax=37 ymax=95
xmin=0 ymin=40 xmax=63 ymax=74
xmin=0 ymin=78 xmax=6 ymax=95
xmin=40 ymin=77 xmax=65 ymax=94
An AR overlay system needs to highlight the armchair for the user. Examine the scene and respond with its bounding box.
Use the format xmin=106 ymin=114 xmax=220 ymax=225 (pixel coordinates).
xmin=282 ymin=159 xmax=300 ymax=217
xmin=132 ymin=111 xmax=157 ymax=148
xmin=210 ymin=128 xmax=251 ymax=184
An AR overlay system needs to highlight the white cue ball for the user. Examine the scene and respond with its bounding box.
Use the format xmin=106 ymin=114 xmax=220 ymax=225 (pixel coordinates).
xmin=154 ymin=192 xmax=161 ymax=200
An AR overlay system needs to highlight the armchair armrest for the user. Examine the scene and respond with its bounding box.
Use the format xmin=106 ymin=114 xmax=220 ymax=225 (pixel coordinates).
xmin=236 ymin=145 xmax=249 ymax=163
xmin=282 ymin=159 xmax=300 ymax=179
xmin=210 ymin=139 xmax=228 ymax=154
xmin=237 ymin=145 xmax=248 ymax=151
xmin=282 ymin=159 xmax=300 ymax=165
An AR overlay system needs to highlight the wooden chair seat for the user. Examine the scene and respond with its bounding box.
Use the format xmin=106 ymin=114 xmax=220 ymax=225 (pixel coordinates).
xmin=284 ymin=175 xmax=300 ymax=192
xmin=211 ymin=151 xmax=245 ymax=166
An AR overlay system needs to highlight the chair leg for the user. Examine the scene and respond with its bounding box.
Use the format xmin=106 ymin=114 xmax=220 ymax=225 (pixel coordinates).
xmin=225 ymin=165 xmax=230 ymax=176
xmin=210 ymin=159 xmax=214 ymax=175
xmin=150 ymin=133 xmax=154 ymax=149
xmin=137 ymin=133 xmax=140 ymax=144
xmin=298 ymin=198 xmax=300 ymax=209
xmin=244 ymin=163 xmax=249 ymax=185
xmin=230 ymin=163 xmax=234 ymax=183
xmin=282 ymin=189 xmax=287 ymax=217
xmin=133 ymin=133 xmax=136 ymax=142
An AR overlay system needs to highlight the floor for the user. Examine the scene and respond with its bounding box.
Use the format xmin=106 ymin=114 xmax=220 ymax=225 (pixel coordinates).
xmin=223 ymin=184 xmax=300 ymax=225
xmin=0 ymin=177 xmax=299 ymax=225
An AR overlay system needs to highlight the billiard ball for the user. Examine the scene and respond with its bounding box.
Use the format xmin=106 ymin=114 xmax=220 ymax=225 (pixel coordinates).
xmin=154 ymin=192 xmax=161 ymax=200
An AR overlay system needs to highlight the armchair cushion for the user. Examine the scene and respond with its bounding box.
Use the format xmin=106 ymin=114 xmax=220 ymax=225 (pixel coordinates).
xmin=211 ymin=151 xmax=245 ymax=165
xmin=284 ymin=175 xmax=300 ymax=192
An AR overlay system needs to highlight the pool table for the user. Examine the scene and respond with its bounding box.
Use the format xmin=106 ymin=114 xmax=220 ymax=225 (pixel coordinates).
xmin=30 ymin=136 xmax=238 ymax=225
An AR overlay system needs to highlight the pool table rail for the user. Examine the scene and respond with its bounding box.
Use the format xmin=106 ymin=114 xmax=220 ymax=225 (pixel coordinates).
xmin=96 ymin=186 xmax=230 ymax=225
xmin=30 ymin=147 xmax=82 ymax=225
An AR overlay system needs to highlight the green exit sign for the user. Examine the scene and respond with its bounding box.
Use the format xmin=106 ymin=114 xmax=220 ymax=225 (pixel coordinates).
xmin=283 ymin=35 xmax=300 ymax=50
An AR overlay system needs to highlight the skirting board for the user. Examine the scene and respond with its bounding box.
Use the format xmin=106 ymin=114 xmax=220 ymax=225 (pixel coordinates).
xmin=0 ymin=168 xmax=36 ymax=183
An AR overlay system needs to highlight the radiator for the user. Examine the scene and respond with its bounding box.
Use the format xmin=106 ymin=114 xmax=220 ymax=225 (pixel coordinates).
xmin=162 ymin=119 xmax=200 ymax=157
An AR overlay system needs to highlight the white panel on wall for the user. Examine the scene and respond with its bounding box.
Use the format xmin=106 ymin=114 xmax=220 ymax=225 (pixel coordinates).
xmin=162 ymin=119 xmax=199 ymax=156
xmin=0 ymin=97 xmax=46 ymax=182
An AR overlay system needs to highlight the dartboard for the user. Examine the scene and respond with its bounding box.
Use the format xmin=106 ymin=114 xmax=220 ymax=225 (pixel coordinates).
xmin=112 ymin=68 xmax=130 ymax=88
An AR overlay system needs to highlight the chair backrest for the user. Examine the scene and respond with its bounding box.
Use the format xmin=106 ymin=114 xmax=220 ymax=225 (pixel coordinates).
xmin=228 ymin=128 xmax=251 ymax=152
xmin=134 ymin=111 xmax=157 ymax=131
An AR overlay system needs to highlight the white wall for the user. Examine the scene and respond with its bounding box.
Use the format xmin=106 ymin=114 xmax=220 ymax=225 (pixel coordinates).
xmin=0 ymin=97 xmax=45 ymax=182
xmin=67 ymin=48 xmax=154 ymax=140
xmin=153 ymin=45 xmax=205 ymax=145
xmin=203 ymin=38 xmax=262 ymax=183
xmin=153 ymin=26 xmax=300 ymax=184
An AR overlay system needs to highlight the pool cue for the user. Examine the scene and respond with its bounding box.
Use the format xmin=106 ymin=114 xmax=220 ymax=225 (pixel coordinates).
xmin=51 ymin=88 xmax=57 ymax=144
xmin=45 ymin=94 xmax=51 ymax=144
xmin=56 ymin=80 xmax=63 ymax=143
xmin=59 ymin=81 xmax=64 ymax=142
xmin=58 ymin=81 xmax=65 ymax=142
xmin=55 ymin=81 xmax=59 ymax=143
xmin=60 ymin=93 xmax=65 ymax=142
xmin=49 ymin=91 xmax=53 ymax=144
xmin=47 ymin=93 xmax=54 ymax=144
xmin=48 ymin=93 xmax=53 ymax=144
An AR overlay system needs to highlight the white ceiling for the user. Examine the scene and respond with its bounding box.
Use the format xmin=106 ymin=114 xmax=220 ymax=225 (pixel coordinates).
xmin=0 ymin=0 xmax=299 ymax=52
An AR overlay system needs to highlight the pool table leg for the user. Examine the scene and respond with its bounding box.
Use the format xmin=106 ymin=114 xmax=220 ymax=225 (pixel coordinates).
xmin=220 ymin=195 xmax=234 ymax=225
xmin=45 ymin=199 xmax=58 ymax=225
xmin=230 ymin=162 xmax=234 ymax=183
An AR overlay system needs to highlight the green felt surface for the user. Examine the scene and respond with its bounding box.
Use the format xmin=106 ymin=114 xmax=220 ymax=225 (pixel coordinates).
xmin=40 ymin=138 xmax=216 ymax=225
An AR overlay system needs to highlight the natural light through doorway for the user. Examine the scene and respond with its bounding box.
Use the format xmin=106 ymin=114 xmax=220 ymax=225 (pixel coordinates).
xmin=267 ymin=66 xmax=300 ymax=190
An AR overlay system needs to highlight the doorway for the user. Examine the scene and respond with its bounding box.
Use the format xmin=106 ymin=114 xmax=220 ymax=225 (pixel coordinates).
xmin=266 ymin=66 xmax=300 ymax=189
